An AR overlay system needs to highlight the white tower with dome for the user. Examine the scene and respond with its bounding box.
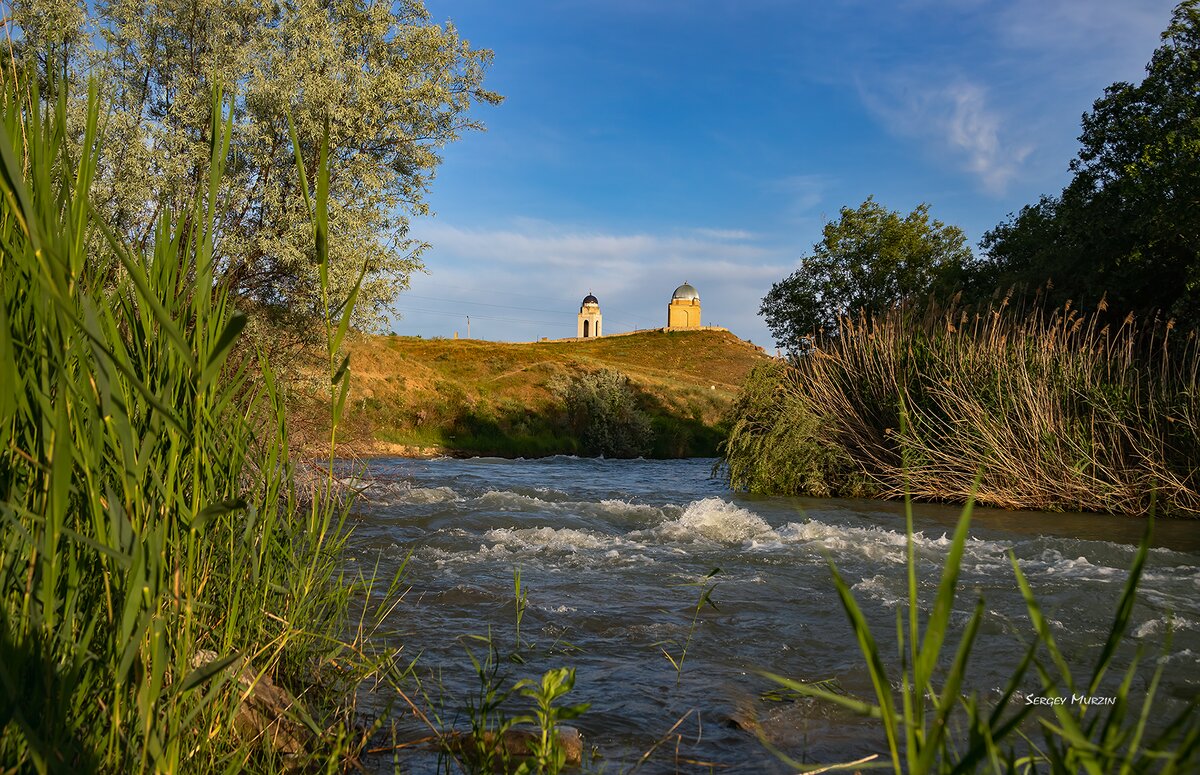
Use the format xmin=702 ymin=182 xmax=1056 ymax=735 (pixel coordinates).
xmin=577 ymin=293 xmax=602 ymax=338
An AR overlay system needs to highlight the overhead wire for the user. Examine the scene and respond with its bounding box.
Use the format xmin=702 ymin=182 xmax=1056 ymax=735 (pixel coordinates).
xmin=396 ymin=292 xmax=661 ymax=331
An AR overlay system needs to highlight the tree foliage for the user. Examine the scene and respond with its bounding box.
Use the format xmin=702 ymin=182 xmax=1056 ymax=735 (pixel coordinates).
xmin=8 ymin=0 xmax=501 ymax=329
xmin=980 ymin=0 xmax=1200 ymax=329
xmin=760 ymin=197 xmax=971 ymax=348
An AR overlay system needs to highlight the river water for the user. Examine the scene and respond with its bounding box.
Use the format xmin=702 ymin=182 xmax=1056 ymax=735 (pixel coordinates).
xmin=346 ymin=456 xmax=1200 ymax=773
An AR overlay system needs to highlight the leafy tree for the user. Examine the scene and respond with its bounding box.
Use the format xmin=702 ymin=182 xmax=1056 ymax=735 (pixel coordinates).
xmin=980 ymin=0 xmax=1200 ymax=329
xmin=9 ymin=0 xmax=501 ymax=329
xmin=761 ymin=197 xmax=971 ymax=347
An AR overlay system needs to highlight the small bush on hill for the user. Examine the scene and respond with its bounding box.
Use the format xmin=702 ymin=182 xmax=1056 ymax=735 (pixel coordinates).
xmin=552 ymin=370 xmax=653 ymax=458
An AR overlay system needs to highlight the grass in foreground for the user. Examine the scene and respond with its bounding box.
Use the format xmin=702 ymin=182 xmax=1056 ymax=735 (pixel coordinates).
xmin=764 ymin=487 xmax=1200 ymax=773
xmin=0 ymin=77 xmax=401 ymax=770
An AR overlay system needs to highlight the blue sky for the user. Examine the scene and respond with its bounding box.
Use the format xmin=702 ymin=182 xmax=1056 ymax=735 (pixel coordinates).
xmin=396 ymin=0 xmax=1178 ymax=348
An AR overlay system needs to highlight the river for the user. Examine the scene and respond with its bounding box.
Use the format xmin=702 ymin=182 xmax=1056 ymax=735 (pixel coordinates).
xmin=346 ymin=456 xmax=1200 ymax=773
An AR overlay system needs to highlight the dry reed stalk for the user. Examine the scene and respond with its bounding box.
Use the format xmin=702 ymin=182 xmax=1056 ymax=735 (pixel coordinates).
xmin=726 ymin=297 xmax=1200 ymax=516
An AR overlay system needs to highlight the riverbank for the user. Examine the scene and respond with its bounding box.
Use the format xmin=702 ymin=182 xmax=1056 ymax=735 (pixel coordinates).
xmin=719 ymin=301 xmax=1200 ymax=517
xmin=289 ymin=329 xmax=771 ymax=458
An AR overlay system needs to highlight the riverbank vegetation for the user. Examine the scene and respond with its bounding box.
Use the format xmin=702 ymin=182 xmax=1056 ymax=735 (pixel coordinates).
xmin=768 ymin=496 xmax=1200 ymax=773
xmin=722 ymin=300 xmax=1200 ymax=516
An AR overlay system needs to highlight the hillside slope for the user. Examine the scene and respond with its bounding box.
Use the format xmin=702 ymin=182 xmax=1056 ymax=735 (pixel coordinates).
xmin=324 ymin=329 xmax=770 ymax=457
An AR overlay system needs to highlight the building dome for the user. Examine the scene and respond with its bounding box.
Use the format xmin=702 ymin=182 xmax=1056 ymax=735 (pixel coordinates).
xmin=671 ymin=282 xmax=699 ymax=301
xmin=582 ymin=293 xmax=599 ymax=305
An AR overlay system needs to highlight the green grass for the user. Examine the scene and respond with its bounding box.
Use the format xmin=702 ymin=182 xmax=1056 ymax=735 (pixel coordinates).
xmin=292 ymin=326 xmax=768 ymax=459
xmin=763 ymin=485 xmax=1200 ymax=773
xmin=0 ymin=78 xmax=400 ymax=771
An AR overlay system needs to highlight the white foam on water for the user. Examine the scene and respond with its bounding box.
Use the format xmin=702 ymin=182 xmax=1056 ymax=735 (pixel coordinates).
xmin=644 ymin=498 xmax=777 ymax=544
xmin=774 ymin=519 xmax=1012 ymax=568
xmin=594 ymin=499 xmax=670 ymax=521
xmin=852 ymin=574 xmax=903 ymax=608
xmin=363 ymin=480 xmax=461 ymax=505
xmin=1142 ymin=565 xmax=1200 ymax=584
xmin=1134 ymin=615 xmax=1200 ymax=639
xmin=483 ymin=525 xmax=623 ymax=552
xmin=401 ymin=486 xmax=460 ymax=504
xmin=1010 ymin=549 xmax=1155 ymax=584
xmin=1163 ymin=648 xmax=1199 ymax=665
xmin=476 ymin=490 xmax=561 ymax=511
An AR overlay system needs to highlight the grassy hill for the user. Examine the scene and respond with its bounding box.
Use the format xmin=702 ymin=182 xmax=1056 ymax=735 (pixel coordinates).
xmin=311 ymin=329 xmax=770 ymax=458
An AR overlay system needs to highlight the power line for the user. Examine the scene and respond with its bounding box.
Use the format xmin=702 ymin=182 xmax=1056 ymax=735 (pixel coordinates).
xmin=397 ymin=294 xmax=660 ymax=331
xmin=393 ymin=306 xmax=565 ymax=327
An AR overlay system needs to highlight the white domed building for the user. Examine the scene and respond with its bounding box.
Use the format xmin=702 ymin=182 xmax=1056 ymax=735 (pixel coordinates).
xmin=667 ymin=282 xmax=701 ymax=328
xmin=577 ymin=293 xmax=602 ymax=338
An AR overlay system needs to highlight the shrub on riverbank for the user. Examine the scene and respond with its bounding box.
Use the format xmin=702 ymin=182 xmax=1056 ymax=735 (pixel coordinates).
xmin=720 ymin=362 xmax=871 ymax=497
xmin=552 ymin=369 xmax=653 ymax=458
xmin=720 ymin=299 xmax=1200 ymax=516
xmin=0 ymin=83 xmax=392 ymax=770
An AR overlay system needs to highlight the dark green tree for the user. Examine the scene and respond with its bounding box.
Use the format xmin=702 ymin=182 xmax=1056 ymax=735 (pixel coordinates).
xmin=980 ymin=0 xmax=1200 ymax=328
xmin=761 ymin=197 xmax=971 ymax=348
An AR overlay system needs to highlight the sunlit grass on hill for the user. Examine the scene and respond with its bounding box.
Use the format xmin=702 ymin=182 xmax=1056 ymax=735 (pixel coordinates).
xmin=288 ymin=329 xmax=770 ymax=458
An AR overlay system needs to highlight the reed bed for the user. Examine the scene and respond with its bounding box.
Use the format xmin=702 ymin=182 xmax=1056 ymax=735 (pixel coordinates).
xmin=0 ymin=78 xmax=399 ymax=771
xmin=722 ymin=297 xmax=1200 ymax=516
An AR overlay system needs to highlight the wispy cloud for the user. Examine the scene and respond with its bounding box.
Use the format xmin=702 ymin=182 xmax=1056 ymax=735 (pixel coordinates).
xmin=768 ymin=174 xmax=831 ymax=224
xmin=940 ymin=81 xmax=1033 ymax=193
xmin=997 ymin=0 xmax=1172 ymax=65
xmin=861 ymin=77 xmax=1032 ymax=194
xmin=692 ymin=227 xmax=757 ymax=241
xmin=844 ymin=1 xmax=1173 ymax=195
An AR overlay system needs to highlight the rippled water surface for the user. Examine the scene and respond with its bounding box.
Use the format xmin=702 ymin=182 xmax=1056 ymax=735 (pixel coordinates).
xmin=345 ymin=457 xmax=1200 ymax=773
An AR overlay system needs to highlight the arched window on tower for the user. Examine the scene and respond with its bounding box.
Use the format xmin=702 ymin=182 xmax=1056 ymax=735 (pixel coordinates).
xmin=583 ymin=320 xmax=590 ymax=338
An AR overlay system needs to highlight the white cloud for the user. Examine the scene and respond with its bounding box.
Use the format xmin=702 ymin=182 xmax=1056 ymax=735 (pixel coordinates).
xmin=692 ymin=227 xmax=757 ymax=241
xmin=997 ymin=0 xmax=1173 ymax=67
xmin=846 ymin=1 xmax=1175 ymax=195
xmin=861 ymin=77 xmax=1033 ymax=194
xmin=940 ymin=81 xmax=1034 ymax=193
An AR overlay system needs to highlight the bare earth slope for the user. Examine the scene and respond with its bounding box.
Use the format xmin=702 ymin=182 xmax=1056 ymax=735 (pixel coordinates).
xmin=333 ymin=329 xmax=770 ymax=458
